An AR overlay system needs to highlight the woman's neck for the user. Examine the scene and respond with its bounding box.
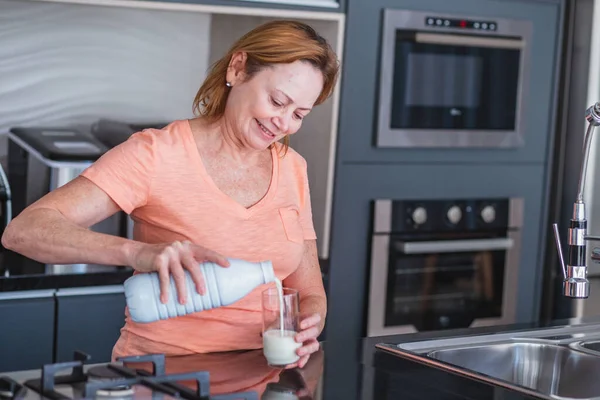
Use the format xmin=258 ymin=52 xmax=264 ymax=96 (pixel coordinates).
xmin=190 ymin=117 xmax=268 ymax=165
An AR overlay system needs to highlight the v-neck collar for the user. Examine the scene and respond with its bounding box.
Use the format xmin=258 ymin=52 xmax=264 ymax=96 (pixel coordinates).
xmin=183 ymin=119 xmax=279 ymax=218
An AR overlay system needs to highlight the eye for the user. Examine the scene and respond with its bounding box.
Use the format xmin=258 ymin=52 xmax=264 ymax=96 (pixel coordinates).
xmin=270 ymin=97 xmax=283 ymax=107
xmin=294 ymin=113 xmax=304 ymax=121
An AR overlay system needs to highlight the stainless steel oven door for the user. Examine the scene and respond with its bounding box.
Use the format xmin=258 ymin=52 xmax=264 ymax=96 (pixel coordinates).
xmin=367 ymin=231 xmax=521 ymax=337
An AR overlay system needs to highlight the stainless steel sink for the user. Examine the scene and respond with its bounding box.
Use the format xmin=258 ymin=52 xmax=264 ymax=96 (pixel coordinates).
xmin=428 ymin=342 xmax=600 ymax=399
xmin=375 ymin=322 xmax=600 ymax=400
xmin=574 ymin=340 xmax=600 ymax=354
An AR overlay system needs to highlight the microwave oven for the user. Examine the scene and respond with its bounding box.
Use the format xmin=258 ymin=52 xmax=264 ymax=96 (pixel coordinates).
xmin=376 ymin=9 xmax=532 ymax=148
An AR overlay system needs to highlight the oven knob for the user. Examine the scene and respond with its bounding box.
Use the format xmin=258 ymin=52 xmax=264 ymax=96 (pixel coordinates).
xmin=447 ymin=205 xmax=462 ymax=225
xmin=481 ymin=205 xmax=496 ymax=223
xmin=412 ymin=207 xmax=428 ymax=225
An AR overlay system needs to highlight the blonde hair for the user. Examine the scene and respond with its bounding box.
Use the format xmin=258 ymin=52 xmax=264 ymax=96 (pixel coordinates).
xmin=192 ymin=20 xmax=340 ymax=154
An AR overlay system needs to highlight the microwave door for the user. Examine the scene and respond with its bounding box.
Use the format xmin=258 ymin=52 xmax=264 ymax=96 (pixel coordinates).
xmin=391 ymin=32 xmax=523 ymax=131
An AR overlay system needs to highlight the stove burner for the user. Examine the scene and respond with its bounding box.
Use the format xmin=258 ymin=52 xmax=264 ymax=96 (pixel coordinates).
xmin=87 ymin=366 xmax=136 ymax=397
xmin=0 ymin=388 xmax=12 ymax=399
xmin=95 ymin=386 xmax=135 ymax=397
xmin=84 ymin=377 xmax=140 ymax=399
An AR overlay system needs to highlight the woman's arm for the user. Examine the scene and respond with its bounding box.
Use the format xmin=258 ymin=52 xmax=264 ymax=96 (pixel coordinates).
xmin=2 ymin=175 xmax=228 ymax=303
xmin=1 ymin=176 xmax=139 ymax=266
xmin=283 ymin=239 xmax=327 ymax=334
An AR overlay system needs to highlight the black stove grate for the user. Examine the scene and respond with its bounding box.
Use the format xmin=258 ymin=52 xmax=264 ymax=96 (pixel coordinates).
xmin=17 ymin=350 xmax=259 ymax=400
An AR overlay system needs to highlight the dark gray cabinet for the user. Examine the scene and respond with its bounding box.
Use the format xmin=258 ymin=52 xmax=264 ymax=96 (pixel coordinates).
xmin=323 ymin=0 xmax=567 ymax=399
xmin=55 ymin=286 xmax=126 ymax=363
xmin=0 ymin=290 xmax=55 ymax=373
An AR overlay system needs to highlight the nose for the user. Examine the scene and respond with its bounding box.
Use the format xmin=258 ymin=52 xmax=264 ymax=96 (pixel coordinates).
xmin=272 ymin=112 xmax=291 ymax=134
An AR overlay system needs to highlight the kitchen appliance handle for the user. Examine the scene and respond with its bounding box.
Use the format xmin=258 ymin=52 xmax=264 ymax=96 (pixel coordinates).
xmin=415 ymin=33 xmax=524 ymax=49
xmin=396 ymin=238 xmax=514 ymax=254
xmin=0 ymin=164 xmax=12 ymax=233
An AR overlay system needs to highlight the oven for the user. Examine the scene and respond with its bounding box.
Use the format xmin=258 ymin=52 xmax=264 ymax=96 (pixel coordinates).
xmin=376 ymin=9 xmax=532 ymax=148
xmin=367 ymin=197 xmax=523 ymax=336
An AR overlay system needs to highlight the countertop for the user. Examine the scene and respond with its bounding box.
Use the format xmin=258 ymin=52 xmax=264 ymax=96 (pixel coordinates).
xmin=0 ymin=268 xmax=133 ymax=292
xmin=0 ymin=253 xmax=330 ymax=293
xmin=6 ymin=315 xmax=599 ymax=399
xmin=0 ymin=251 xmax=134 ymax=292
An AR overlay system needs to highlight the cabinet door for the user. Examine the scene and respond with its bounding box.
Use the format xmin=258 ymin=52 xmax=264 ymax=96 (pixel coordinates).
xmin=0 ymin=290 xmax=55 ymax=372
xmin=55 ymin=286 xmax=126 ymax=363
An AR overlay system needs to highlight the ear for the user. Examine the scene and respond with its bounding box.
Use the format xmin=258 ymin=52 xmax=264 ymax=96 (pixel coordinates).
xmin=226 ymin=52 xmax=247 ymax=86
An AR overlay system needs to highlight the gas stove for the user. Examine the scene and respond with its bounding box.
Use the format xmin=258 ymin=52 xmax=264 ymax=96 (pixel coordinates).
xmin=0 ymin=351 xmax=258 ymax=399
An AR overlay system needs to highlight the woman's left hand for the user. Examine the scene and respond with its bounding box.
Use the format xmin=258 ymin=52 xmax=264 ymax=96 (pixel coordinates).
xmin=287 ymin=313 xmax=322 ymax=369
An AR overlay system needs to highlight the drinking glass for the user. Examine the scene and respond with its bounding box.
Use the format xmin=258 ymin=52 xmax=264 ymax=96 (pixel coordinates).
xmin=262 ymin=287 xmax=301 ymax=367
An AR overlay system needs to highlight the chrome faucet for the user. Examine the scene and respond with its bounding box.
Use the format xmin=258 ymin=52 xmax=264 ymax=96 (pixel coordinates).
xmin=553 ymin=102 xmax=600 ymax=298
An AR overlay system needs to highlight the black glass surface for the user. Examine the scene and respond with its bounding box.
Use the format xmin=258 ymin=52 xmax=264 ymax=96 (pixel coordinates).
xmin=385 ymin=244 xmax=505 ymax=331
xmin=390 ymin=30 xmax=521 ymax=130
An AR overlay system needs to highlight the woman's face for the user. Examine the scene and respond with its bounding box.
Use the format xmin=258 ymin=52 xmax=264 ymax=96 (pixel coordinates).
xmin=225 ymin=54 xmax=324 ymax=150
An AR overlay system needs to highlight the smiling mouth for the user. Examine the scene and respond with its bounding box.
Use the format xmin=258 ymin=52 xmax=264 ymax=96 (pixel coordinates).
xmin=256 ymin=119 xmax=276 ymax=138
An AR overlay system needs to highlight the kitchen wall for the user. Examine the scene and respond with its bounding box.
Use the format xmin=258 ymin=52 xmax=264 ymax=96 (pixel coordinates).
xmin=0 ymin=0 xmax=211 ymax=147
xmin=0 ymin=0 xmax=343 ymax=256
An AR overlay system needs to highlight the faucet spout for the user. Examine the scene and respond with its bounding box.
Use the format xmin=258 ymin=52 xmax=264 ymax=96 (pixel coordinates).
xmin=564 ymin=266 xmax=590 ymax=298
xmin=552 ymin=102 xmax=600 ymax=299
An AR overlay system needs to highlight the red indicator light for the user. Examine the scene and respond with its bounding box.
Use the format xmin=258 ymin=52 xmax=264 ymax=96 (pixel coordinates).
xmin=459 ymin=20 xmax=467 ymax=28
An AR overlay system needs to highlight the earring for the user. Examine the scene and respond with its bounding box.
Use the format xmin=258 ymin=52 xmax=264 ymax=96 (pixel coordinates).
xmin=226 ymin=82 xmax=232 ymax=87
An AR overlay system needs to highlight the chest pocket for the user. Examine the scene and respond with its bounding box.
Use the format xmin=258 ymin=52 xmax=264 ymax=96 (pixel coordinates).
xmin=279 ymin=207 xmax=304 ymax=244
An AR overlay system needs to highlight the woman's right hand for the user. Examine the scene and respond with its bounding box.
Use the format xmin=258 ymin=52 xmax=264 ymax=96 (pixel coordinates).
xmin=128 ymin=240 xmax=230 ymax=304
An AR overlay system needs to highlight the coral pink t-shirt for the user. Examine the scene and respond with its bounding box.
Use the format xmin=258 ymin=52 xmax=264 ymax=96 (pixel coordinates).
xmin=80 ymin=119 xmax=317 ymax=359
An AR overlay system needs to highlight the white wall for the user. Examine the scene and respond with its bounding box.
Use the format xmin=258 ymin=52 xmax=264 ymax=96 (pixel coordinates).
xmin=0 ymin=0 xmax=212 ymax=153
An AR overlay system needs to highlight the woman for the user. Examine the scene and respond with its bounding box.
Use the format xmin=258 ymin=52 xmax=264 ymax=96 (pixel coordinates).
xmin=1 ymin=20 xmax=339 ymax=368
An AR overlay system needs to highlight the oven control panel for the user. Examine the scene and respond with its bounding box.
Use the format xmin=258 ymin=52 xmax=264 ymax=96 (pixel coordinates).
xmin=424 ymin=16 xmax=498 ymax=31
xmin=374 ymin=198 xmax=514 ymax=234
